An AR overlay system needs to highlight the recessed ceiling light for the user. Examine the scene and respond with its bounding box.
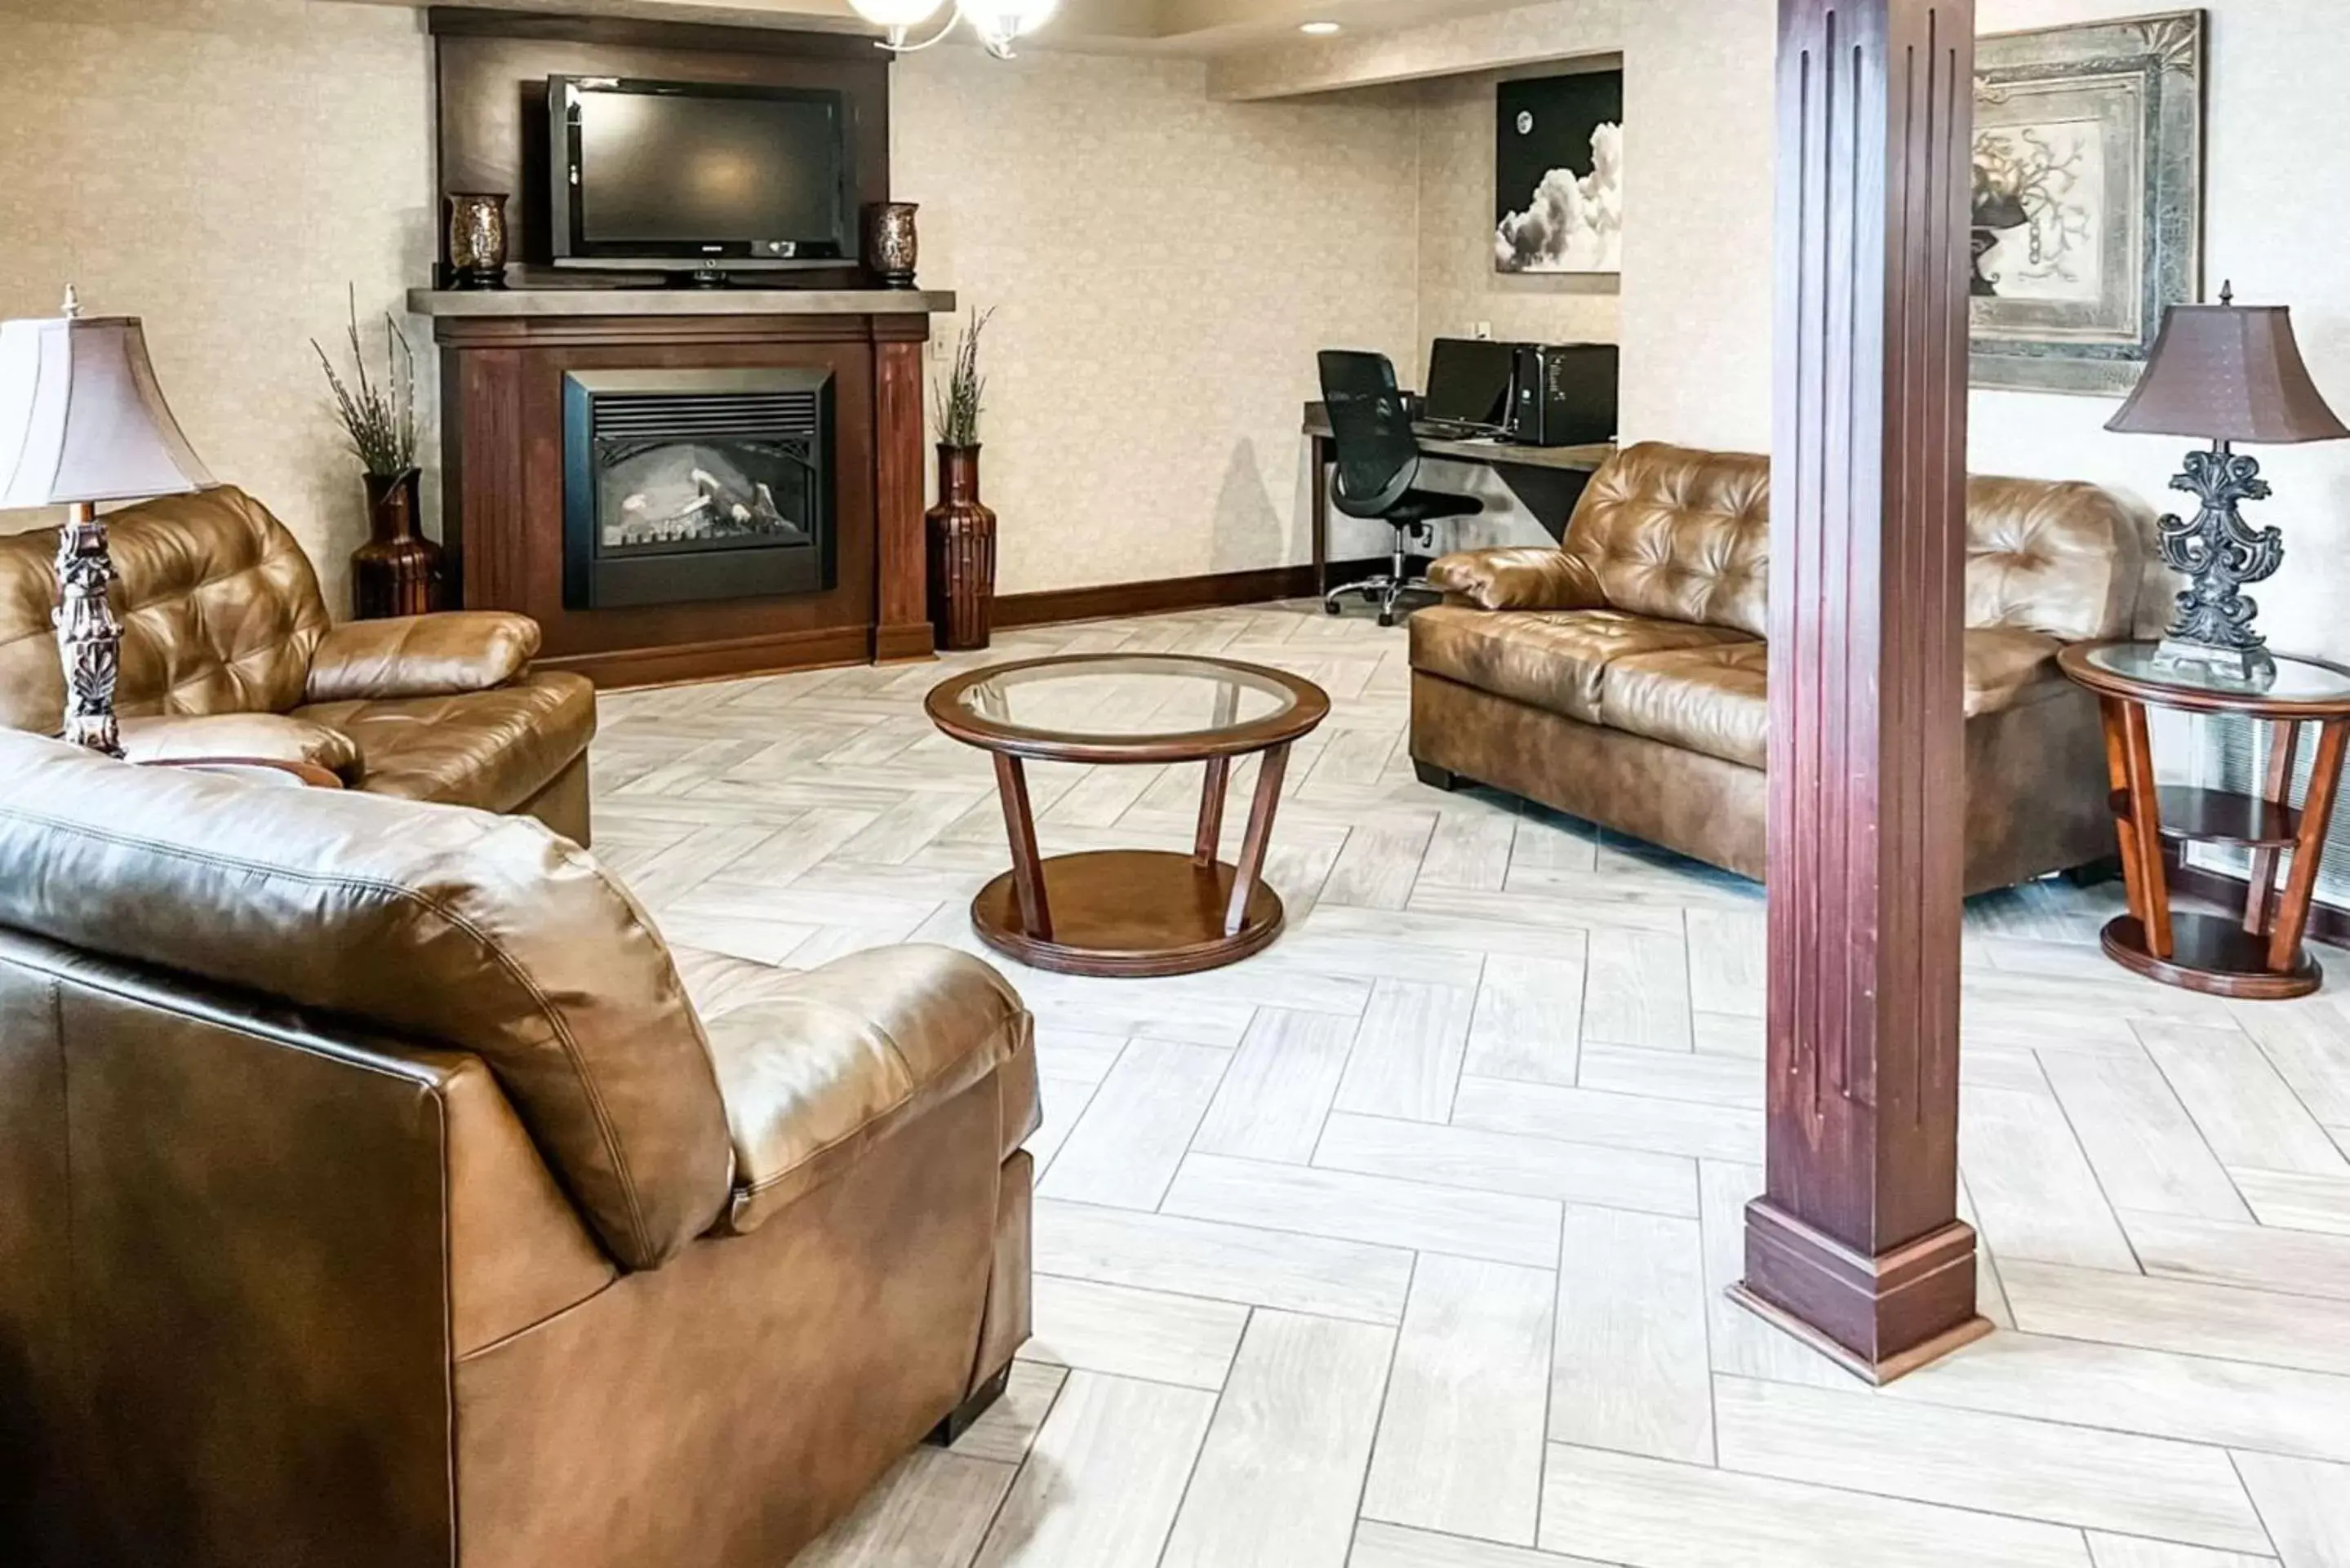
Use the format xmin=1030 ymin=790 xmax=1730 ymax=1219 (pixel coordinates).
xmin=1299 ymin=20 xmax=1341 ymax=33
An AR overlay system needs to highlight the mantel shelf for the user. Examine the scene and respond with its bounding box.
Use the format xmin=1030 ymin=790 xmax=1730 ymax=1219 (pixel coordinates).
xmin=406 ymin=287 xmax=959 ymax=319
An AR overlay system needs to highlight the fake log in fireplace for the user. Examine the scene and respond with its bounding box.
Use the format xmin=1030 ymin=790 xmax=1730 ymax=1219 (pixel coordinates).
xmin=562 ymin=368 xmax=837 ymax=610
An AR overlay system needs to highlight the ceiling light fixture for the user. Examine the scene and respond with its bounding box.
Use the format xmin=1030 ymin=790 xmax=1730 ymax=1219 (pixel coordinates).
xmin=847 ymin=0 xmax=1059 ymax=58
xmin=1299 ymin=20 xmax=1342 ymax=33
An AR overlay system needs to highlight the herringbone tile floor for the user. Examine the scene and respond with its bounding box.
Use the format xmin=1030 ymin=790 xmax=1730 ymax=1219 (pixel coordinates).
xmin=592 ymin=602 xmax=2350 ymax=1568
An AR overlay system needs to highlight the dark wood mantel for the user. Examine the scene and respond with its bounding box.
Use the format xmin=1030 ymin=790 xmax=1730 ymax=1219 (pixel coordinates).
xmin=420 ymin=289 xmax=955 ymax=687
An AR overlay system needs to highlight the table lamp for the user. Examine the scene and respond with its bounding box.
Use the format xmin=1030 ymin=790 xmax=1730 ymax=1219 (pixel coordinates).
xmin=2106 ymin=282 xmax=2348 ymax=687
xmin=0 ymin=287 xmax=215 ymax=757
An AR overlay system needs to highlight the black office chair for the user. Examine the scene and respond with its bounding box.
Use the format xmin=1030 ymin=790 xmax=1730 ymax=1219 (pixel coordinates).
xmin=1317 ymin=349 xmax=1484 ymax=627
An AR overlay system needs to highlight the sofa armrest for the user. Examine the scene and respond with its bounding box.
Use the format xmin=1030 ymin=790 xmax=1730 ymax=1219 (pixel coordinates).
xmin=675 ymin=944 xmax=1037 ymax=1236
xmin=304 ymin=612 xmax=543 ymax=704
xmin=121 ymin=712 xmax=362 ymax=779
xmin=1427 ymin=547 xmax=1606 ymax=611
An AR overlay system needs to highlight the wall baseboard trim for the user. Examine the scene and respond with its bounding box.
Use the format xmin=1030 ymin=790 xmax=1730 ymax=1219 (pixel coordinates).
xmin=994 ymin=558 xmax=1385 ymax=629
xmin=2166 ymin=854 xmax=2350 ymax=952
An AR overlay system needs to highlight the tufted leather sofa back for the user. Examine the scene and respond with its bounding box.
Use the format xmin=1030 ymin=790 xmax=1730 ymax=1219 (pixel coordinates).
xmin=0 ymin=486 xmax=332 ymax=735
xmin=1561 ymin=442 xmax=2143 ymax=642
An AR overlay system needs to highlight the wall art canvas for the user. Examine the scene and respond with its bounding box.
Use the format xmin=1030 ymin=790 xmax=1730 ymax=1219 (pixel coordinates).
xmin=1494 ymin=69 xmax=1624 ymax=275
xmin=1971 ymin=11 xmax=2205 ymax=395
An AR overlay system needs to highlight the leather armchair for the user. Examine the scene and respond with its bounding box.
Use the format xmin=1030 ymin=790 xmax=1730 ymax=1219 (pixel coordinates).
xmin=0 ymin=731 xmax=1037 ymax=1568
xmin=0 ymin=487 xmax=597 ymax=845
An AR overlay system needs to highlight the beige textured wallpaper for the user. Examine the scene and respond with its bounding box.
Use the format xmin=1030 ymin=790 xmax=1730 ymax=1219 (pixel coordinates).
xmin=892 ymin=46 xmax=1422 ymax=595
xmin=0 ymin=0 xmax=437 ymax=617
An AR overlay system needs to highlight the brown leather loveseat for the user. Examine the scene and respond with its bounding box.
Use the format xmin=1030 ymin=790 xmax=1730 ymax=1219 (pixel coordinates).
xmin=0 ymin=732 xmax=1037 ymax=1567
xmin=0 ymin=486 xmax=596 ymax=843
xmin=1412 ymin=442 xmax=2144 ymax=893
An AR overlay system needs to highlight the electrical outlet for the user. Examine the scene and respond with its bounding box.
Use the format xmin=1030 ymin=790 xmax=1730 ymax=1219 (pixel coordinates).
xmin=1472 ymin=322 xmax=1494 ymax=340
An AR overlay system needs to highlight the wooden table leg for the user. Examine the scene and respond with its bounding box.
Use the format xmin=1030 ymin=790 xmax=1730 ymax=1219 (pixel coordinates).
xmin=2118 ymin=697 xmax=2173 ymax=961
xmin=993 ymin=753 xmax=1051 ymax=940
xmin=2268 ymin=718 xmax=2348 ymax=973
xmin=1225 ymin=744 xmax=1289 ymax=937
xmin=2246 ymin=717 xmax=2302 ymax=936
xmin=1196 ymin=757 xmax=1230 ymax=867
xmin=2097 ymin=697 xmax=2151 ymax=931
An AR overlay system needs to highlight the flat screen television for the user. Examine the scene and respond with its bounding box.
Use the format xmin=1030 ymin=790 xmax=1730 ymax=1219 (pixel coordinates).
xmin=549 ymin=75 xmax=856 ymax=278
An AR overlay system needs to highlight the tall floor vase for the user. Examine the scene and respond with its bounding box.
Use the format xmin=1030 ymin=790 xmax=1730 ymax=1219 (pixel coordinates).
xmin=926 ymin=444 xmax=997 ymax=651
xmin=352 ymin=468 xmax=444 ymax=620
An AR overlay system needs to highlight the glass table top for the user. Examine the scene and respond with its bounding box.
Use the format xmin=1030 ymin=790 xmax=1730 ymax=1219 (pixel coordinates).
xmin=2083 ymin=642 xmax=2350 ymax=704
xmin=945 ymin=655 xmax=1307 ymax=744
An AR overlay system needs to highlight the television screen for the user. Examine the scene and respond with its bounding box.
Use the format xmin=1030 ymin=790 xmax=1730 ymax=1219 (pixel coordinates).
xmin=552 ymin=78 xmax=853 ymax=268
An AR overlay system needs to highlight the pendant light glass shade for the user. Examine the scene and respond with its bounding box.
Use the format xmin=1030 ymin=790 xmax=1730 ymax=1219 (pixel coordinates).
xmin=958 ymin=0 xmax=1058 ymax=55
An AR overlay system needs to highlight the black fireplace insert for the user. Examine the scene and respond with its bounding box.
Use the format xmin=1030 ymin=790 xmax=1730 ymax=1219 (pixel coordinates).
xmin=562 ymin=367 xmax=836 ymax=610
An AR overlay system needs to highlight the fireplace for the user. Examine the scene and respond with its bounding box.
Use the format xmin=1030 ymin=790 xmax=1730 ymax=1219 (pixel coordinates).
xmin=562 ymin=368 xmax=837 ymax=610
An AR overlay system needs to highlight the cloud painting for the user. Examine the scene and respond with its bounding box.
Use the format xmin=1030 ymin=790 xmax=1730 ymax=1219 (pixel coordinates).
xmin=1494 ymin=70 xmax=1624 ymax=276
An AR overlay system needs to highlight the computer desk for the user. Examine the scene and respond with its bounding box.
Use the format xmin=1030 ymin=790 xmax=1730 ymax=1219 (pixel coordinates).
xmin=1301 ymin=402 xmax=1615 ymax=597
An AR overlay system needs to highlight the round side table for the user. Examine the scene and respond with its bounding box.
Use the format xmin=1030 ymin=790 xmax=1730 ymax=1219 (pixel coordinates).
xmin=2058 ymin=641 xmax=2350 ymax=998
xmin=926 ymin=654 xmax=1330 ymax=977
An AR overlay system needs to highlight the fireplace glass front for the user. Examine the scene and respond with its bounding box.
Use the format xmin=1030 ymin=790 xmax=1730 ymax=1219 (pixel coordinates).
xmin=562 ymin=367 xmax=836 ymax=610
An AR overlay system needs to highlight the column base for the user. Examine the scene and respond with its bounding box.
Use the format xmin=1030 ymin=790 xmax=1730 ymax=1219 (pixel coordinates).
xmin=1734 ymin=1198 xmax=1991 ymax=1384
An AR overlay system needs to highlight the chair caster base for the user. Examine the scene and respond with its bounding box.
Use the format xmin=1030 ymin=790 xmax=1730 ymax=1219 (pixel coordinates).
xmin=925 ymin=1364 xmax=1011 ymax=1448
xmin=1324 ymin=598 xmax=1342 ymax=615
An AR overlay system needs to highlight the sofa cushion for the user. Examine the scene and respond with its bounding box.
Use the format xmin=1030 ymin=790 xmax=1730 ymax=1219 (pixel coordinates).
xmin=0 ymin=486 xmax=331 ymax=735
xmin=1559 ymin=442 xmax=1774 ymax=636
xmin=1601 ymin=629 xmax=2075 ymax=771
xmin=295 ymin=669 xmax=596 ymax=815
xmin=304 ymin=611 xmax=544 ymax=704
xmin=1602 ymin=642 xmax=1771 ymax=769
xmin=119 ymin=711 xmax=363 ymax=778
xmin=1410 ymin=604 xmax=1757 ymax=724
xmin=673 ymin=944 xmax=1035 ymax=1235
xmin=1966 ymin=477 xmax=2148 ymax=642
xmin=0 ymin=730 xmax=732 ymax=1271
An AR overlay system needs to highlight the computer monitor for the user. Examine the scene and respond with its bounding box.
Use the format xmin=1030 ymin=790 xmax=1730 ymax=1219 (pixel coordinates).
xmin=1423 ymin=338 xmax=1516 ymax=430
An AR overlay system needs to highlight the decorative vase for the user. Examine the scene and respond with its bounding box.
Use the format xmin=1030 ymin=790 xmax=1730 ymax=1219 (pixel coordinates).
xmin=926 ymin=444 xmax=997 ymax=651
xmin=352 ymin=469 xmax=444 ymax=620
xmin=866 ymin=202 xmax=920 ymax=289
xmin=446 ymin=192 xmax=509 ymax=290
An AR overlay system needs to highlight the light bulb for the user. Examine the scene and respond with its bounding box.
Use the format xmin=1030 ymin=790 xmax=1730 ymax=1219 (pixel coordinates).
xmin=848 ymin=0 xmax=948 ymax=28
xmin=958 ymin=0 xmax=1058 ymax=56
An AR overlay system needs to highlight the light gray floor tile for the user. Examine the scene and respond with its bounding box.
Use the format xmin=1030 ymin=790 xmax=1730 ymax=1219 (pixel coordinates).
xmin=1550 ymin=1206 xmax=1713 ymax=1463
xmin=1363 ymin=1255 xmax=1554 ymax=1546
xmin=2124 ymin=1210 xmax=2350 ymax=1302
xmin=2002 ymin=1257 xmax=2350 ymax=1378
xmin=953 ymin=1361 xmax=1069 ymax=1465
xmin=1160 ymin=1311 xmax=1395 ymax=1568
xmin=1333 ymin=978 xmax=1480 ymax=1123
xmin=1578 ymin=929 xmax=1695 ymax=1050
xmin=1463 ymin=949 xmax=1587 ymax=1086
xmin=793 ymin=1447 xmax=1018 ymax=1568
xmin=2231 ymin=1168 xmax=2350 ymax=1236
xmin=2232 ymin=1451 xmax=2350 ymax=1568
xmin=2086 ymin=1536 xmax=2283 ymax=1568
xmin=2039 ymin=1050 xmax=2253 ymax=1220
xmin=1037 ymin=1039 xmax=1232 ymax=1210
xmin=1162 ymin=1153 xmax=1562 ymax=1268
xmin=1453 ymin=1077 xmax=1762 ymax=1162
xmin=2139 ymin=1022 xmax=2350 ymax=1176
xmin=1313 ymin=1110 xmax=1698 ymax=1217
xmin=1193 ymin=1007 xmax=1358 ymax=1164
xmin=1033 ymin=1198 xmax=1413 ymax=1324
xmin=1713 ymin=1374 xmax=2268 ymax=1552
xmin=1020 ymin=1274 xmax=1249 ymax=1390
xmin=1348 ymin=1521 xmax=1618 ymax=1568
xmin=1539 ymin=1443 xmax=2095 ymax=1567
xmin=971 ymin=1371 xmax=1217 ymax=1568
xmin=1960 ymin=1081 xmax=2140 ymax=1272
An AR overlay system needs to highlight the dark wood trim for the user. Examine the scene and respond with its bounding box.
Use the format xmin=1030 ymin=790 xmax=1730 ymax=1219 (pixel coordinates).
xmin=993 ymin=559 xmax=1385 ymax=629
xmin=1742 ymin=0 xmax=1985 ymax=1384
xmin=548 ymin=624 xmax=872 ymax=689
xmin=2166 ymin=852 xmax=2350 ymax=949
xmin=427 ymin=7 xmax=879 ymax=60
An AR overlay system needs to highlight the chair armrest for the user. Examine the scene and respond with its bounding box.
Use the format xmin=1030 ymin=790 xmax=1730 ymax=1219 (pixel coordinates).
xmin=1428 ymin=547 xmax=1606 ymax=611
xmin=675 ymin=944 xmax=1037 ymax=1236
xmin=121 ymin=712 xmax=362 ymax=779
xmin=304 ymin=612 xmax=543 ymax=704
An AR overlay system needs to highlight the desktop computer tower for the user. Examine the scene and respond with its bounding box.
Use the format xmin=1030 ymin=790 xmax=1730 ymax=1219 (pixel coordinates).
xmin=1505 ymin=343 xmax=1619 ymax=447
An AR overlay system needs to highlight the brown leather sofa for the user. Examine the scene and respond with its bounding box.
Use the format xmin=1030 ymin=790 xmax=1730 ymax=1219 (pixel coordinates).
xmin=0 ymin=731 xmax=1037 ymax=1568
xmin=0 ymin=486 xmax=596 ymax=844
xmin=1413 ymin=442 xmax=2145 ymax=894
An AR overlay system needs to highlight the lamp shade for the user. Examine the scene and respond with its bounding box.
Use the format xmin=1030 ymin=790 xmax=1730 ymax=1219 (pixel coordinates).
xmin=2106 ymin=299 xmax=2350 ymax=446
xmin=846 ymin=0 xmax=947 ymax=27
xmin=0 ymin=311 xmax=214 ymax=508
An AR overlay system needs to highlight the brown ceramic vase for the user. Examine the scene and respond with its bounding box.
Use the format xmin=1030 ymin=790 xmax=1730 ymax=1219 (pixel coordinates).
xmin=926 ymin=445 xmax=997 ymax=651
xmin=352 ymin=469 xmax=445 ymax=620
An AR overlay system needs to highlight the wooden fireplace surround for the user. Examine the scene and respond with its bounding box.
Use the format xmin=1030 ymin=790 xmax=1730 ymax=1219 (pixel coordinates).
xmin=422 ymin=296 xmax=952 ymax=686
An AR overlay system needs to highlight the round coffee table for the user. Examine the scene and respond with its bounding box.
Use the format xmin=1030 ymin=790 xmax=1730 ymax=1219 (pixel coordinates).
xmin=926 ymin=654 xmax=1330 ymax=977
xmin=2059 ymin=640 xmax=2350 ymax=998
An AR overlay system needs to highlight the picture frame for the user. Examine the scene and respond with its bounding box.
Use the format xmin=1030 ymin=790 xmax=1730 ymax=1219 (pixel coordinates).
xmin=1493 ymin=69 xmax=1624 ymax=277
xmin=1970 ymin=10 xmax=2206 ymax=396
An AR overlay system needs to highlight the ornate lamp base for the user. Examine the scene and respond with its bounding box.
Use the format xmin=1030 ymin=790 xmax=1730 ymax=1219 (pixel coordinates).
xmin=53 ymin=500 xmax=125 ymax=758
xmin=2152 ymin=636 xmax=2278 ymax=691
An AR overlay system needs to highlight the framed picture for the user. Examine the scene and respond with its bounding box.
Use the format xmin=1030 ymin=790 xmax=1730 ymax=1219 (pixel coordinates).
xmin=1970 ymin=11 xmax=2206 ymax=395
xmin=1494 ymin=69 xmax=1624 ymax=276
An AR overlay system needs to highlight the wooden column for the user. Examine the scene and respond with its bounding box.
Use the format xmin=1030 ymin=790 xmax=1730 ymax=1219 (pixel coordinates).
xmin=1730 ymin=0 xmax=1991 ymax=1384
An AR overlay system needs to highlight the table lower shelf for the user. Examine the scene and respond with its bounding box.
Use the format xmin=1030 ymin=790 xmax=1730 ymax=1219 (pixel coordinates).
xmin=2101 ymin=911 xmax=2321 ymax=1001
xmin=971 ymin=849 xmax=1284 ymax=978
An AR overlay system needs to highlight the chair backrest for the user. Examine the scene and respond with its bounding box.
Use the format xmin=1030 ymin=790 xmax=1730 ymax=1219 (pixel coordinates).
xmin=0 ymin=731 xmax=735 ymax=1271
xmin=1561 ymin=441 xmax=2148 ymax=642
xmin=0 ymin=486 xmax=331 ymax=736
xmin=1318 ymin=350 xmax=1421 ymax=519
